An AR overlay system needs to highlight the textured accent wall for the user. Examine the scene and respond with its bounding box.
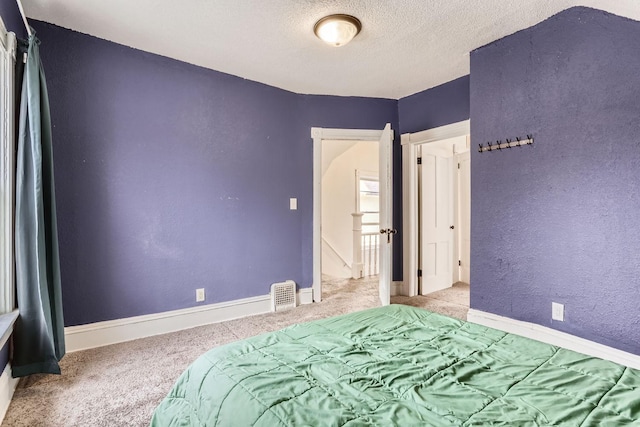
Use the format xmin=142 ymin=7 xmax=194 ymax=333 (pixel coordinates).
xmin=470 ymin=7 xmax=640 ymax=355
xmin=31 ymin=21 xmax=399 ymax=326
xmin=398 ymin=75 xmax=470 ymax=135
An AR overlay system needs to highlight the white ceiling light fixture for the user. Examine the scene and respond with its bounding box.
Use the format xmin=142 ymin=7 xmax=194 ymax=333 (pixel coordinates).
xmin=314 ymin=14 xmax=362 ymax=47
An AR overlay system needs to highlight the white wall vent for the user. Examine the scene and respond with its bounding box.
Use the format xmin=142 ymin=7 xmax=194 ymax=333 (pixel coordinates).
xmin=270 ymin=280 xmax=296 ymax=312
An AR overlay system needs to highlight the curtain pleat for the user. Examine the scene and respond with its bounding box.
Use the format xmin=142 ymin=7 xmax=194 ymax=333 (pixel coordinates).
xmin=12 ymin=31 xmax=65 ymax=378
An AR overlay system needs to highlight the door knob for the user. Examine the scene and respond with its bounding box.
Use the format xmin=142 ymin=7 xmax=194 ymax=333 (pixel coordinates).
xmin=450 ymin=225 xmax=455 ymax=230
xmin=380 ymin=228 xmax=397 ymax=243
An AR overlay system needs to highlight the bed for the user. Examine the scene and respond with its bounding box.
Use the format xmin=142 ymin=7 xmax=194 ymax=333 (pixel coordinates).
xmin=151 ymin=304 xmax=640 ymax=426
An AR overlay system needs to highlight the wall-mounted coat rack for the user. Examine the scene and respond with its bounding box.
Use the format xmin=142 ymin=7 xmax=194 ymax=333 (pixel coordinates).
xmin=478 ymin=135 xmax=533 ymax=153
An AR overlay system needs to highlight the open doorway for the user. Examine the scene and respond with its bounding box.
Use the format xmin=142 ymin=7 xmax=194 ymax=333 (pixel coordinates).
xmin=311 ymin=125 xmax=394 ymax=305
xmin=419 ymin=136 xmax=469 ymax=294
xmin=320 ymin=140 xmax=378 ymax=280
xmin=401 ymin=120 xmax=470 ymax=299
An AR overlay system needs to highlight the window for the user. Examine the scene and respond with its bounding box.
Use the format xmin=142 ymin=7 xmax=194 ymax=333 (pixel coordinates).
xmin=356 ymin=171 xmax=379 ymax=234
xmin=0 ymin=17 xmax=17 ymax=314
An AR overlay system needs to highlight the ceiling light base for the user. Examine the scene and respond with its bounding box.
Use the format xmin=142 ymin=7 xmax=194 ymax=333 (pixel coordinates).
xmin=314 ymin=14 xmax=362 ymax=47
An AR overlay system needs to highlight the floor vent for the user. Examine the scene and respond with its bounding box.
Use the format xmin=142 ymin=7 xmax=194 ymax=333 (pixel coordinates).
xmin=270 ymin=280 xmax=296 ymax=312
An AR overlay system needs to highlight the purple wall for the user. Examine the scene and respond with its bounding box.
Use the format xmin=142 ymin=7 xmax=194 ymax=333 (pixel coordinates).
xmin=12 ymin=4 xmax=638 ymax=361
xmin=398 ymin=76 xmax=470 ymax=135
xmin=31 ymin=21 xmax=399 ymax=326
xmin=0 ymin=0 xmax=27 ymax=40
xmin=470 ymin=7 xmax=640 ymax=355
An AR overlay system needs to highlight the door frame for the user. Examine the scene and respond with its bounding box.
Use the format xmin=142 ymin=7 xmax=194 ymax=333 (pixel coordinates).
xmin=311 ymin=126 xmax=391 ymax=302
xmin=0 ymin=18 xmax=17 ymax=314
xmin=401 ymin=120 xmax=470 ymax=297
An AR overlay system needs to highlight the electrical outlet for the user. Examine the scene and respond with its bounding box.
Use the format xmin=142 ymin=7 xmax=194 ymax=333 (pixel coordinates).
xmin=290 ymin=198 xmax=297 ymax=210
xmin=196 ymin=288 xmax=205 ymax=302
xmin=552 ymin=302 xmax=564 ymax=321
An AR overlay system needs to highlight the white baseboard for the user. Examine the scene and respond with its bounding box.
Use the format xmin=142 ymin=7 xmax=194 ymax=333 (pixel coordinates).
xmin=65 ymin=288 xmax=314 ymax=353
xmin=391 ymin=281 xmax=403 ymax=296
xmin=0 ymin=363 xmax=18 ymax=425
xmin=467 ymin=309 xmax=640 ymax=370
xmin=297 ymin=288 xmax=313 ymax=305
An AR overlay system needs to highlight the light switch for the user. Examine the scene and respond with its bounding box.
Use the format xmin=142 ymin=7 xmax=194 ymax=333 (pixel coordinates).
xmin=552 ymin=302 xmax=564 ymax=321
xmin=290 ymin=198 xmax=297 ymax=210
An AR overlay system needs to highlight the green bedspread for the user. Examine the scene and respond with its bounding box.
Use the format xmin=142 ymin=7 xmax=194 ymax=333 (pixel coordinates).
xmin=151 ymin=305 xmax=640 ymax=426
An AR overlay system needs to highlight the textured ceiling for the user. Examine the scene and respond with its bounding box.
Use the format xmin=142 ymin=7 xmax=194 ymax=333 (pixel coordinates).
xmin=20 ymin=0 xmax=640 ymax=99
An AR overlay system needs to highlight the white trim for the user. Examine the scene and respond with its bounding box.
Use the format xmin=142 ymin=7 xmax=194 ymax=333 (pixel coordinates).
xmin=311 ymin=127 xmax=386 ymax=303
xmin=0 ymin=18 xmax=16 ymax=314
xmin=401 ymin=120 xmax=470 ymax=297
xmin=377 ymin=124 xmax=394 ymax=306
xmin=391 ymin=281 xmax=403 ymax=296
xmin=0 ymin=17 xmax=8 ymax=49
xmin=401 ymin=136 xmax=418 ymax=296
xmin=312 ymin=127 xmax=383 ymax=141
xmin=401 ymin=120 xmax=470 ymax=146
xmin=312 ymin=129 xmax=322 ymax=301
xmin=65 ymin=289 xmax=314 ymax=352
xmin=467 ymin=309 xmax=640 ymax=370
xmin=0 ymin=363 xmax=19 ymax=425
xmin=15 ymin=0 xmax=32 ymax=37
xmin=297 ymin=288 xmax=313 ymax=305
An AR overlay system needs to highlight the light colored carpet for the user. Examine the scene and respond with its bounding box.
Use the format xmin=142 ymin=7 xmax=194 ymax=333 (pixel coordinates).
xmin=2 ymin=277 xmax=469 ymax=427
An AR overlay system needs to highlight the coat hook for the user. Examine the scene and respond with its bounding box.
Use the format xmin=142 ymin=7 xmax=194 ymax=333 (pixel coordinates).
xmin=496 ymin=140 xmax=502 ymax=150
xmin=478 ymin=143 xmax=483 ymax=153
xmin=505 ymin=138 xmax=512 ymax=148
xmin=516 ymin=136 xmax=521 ymax=147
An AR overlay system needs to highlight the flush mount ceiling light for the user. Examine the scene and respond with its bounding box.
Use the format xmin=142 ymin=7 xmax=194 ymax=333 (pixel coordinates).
xmin=314 ymin=14 xmax=362 ymax=47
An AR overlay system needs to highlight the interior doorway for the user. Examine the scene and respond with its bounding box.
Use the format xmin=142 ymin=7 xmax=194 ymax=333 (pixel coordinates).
xmin=319 ymin=139 xmax=379 ymax=279
xmin=419 ymin=136 xmax=470 ymax=295
xmin=401 ymin=120 xmax=470 ymax=297
xmin=311 ymin=125 xmax=394 ymax=305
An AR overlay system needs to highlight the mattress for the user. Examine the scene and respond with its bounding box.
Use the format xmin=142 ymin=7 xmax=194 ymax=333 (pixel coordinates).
xmin=151 ymin=304 xmax=640 ymax=426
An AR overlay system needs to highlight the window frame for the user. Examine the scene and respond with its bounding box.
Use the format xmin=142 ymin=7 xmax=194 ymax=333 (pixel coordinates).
xmin=355 ymin=169 xmax=379 ymax=235
xmin=0 ymin=16 xmax=17 ymax=314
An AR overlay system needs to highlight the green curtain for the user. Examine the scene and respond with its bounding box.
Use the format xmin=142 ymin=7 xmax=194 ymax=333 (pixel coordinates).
xmin=12 ymin=32 xmax=65 ymax=377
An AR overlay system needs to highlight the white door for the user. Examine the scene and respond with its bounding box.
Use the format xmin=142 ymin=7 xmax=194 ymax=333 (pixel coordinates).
xmin=420 ymin=144 xmax=455 ymax=294
xmin=458 ymin=151 xmax=471 ymax=283
xmin=378 ymin=124 xmax=394 ymax=306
